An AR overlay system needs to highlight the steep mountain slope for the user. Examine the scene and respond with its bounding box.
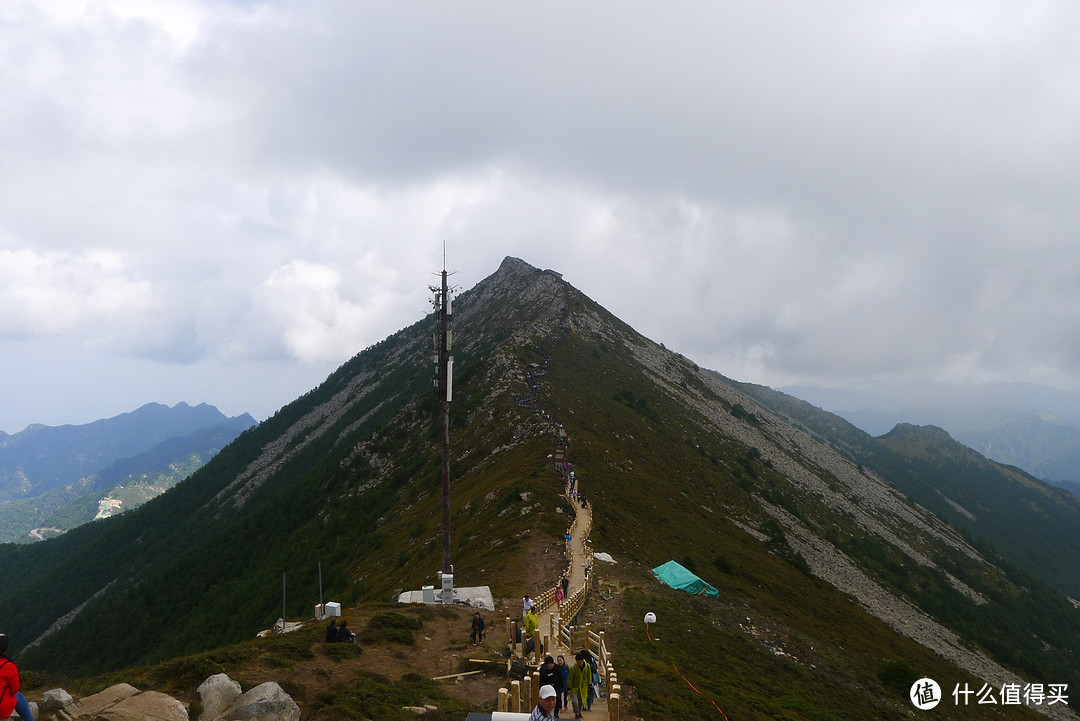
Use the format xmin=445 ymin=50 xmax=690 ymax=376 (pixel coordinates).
xmin=1 ymin=258 xmax=1077 ymax=720
xmin=784 ymin=382 xmax=1080 ymax=484
xmin=732 ymin=380 xmax=1080 ymax=601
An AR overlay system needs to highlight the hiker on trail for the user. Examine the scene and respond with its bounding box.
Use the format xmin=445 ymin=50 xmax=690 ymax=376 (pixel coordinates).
xmin=524 ymin=607 xmax=540 ymax=656
xmin=561 ymin=575 xmax=569 ymax=598
xmin=567 ymin=652 xmax=590 ymax=719
xmin=555 ymin=585 xmax=563 ymax=609
xmin=470 ymin=612 xmax=485 ymax=645
xmin=529 ymin=684 xmax=559 ymax=721
xmin=538 ymin=656 xmax=564 ymax=718
xmin=523 ymin=594 xmax=534 ymax=620
xmin=556 ymin=655 xmax=570 ymax=711
xmin=336 ymin=620 xmax=355 ymax=643
xmin=0 ymin=634 xmax=34 ymax=721
xmin=324 ymin=618 xmax=338 ymax=643
xmin=581 ymin=648 xmax=599 ymax=710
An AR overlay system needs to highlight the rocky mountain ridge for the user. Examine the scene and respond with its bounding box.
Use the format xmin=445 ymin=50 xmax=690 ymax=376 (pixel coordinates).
xmin=1 ymin=257 xmax=1077 ymax=719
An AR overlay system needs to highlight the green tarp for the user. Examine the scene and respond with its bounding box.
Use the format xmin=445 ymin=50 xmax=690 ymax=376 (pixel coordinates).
xmin=652 ymin=560 xmax=719 ymax=597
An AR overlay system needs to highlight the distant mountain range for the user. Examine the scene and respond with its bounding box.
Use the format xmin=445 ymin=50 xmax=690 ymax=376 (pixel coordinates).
xmin=0 ymin=402 xmax=256 ymax=542
xmin=783 ymin=380 xmax=1080 ymax=487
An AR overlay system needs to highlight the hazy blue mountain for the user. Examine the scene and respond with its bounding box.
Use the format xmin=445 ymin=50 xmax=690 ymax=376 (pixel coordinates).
xmin=0 ymin=402 xmax=255 ymax=501
xmin=0 ymin=403 xmax=256 ymax=542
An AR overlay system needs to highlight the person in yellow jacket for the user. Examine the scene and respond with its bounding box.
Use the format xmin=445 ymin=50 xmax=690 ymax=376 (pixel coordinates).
xmin=524 ymin=607 xmax=540 ymax=657
xmin=566 ymin=652 xmax=590 ymax=719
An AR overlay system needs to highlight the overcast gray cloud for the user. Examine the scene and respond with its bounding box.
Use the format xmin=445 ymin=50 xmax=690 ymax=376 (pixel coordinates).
xmin=2 ymin=0 xmax=1080 ymax=432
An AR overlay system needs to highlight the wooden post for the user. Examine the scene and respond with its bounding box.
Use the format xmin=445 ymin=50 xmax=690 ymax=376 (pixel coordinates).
xmin=549 ymin=612 xmax=555 ymax=642
xmin=498 ymin=688 xmax=508 ymax=712
xmin=585 ymin=622 xmax=592 ymax=653
xmin=598 ymin=630 xmax=605 ymax=663
xmin=609 ymin=691 xmax=620 ymax=721
xmin=506 ymin=616 xmax=512 ymax=644
xmin=569 ymin=625 xmax=576 ymax=654
xmin=558 ymin=615 xmax=564 ymax=648
xmin=512 ymin=620 xmax=519 ymax=656
xmin=511 ymin=680 xmax=521 ymax=713
xmin=606 ymin=663 xmax=613 ymax=694
xmin=524 ymin=674 xmax=532 ymax=710
xmin=543 ymin=634 xmax=550 ymax=661
xmin=532 ymin=670 xmax=540 ymax=708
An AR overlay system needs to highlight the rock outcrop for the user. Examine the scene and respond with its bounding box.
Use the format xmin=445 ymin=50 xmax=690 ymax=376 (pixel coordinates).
xmin=33 ymin=675 xmax=299 ymax=721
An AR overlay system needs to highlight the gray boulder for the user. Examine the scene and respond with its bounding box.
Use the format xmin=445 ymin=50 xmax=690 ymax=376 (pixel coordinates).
xmin=196 ymin=673 xmax=242 ymax=721
xmin=42 ymin=688 xmax=74 ymax=713
xmin=219 ymin=681 xmax=300 ymax=721
xmin=68 ymin=684 xmax=188 ymax=721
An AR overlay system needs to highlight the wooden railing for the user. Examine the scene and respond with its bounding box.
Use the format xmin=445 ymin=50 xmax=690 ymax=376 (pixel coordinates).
xmin=496 ymin=622 xmax=622 ymax=720
xmin=498 ymin=487 xmax=620 ymax=717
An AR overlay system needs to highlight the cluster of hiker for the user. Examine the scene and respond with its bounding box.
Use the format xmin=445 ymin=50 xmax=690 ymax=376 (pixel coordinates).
xmin=528 ymin=651 xmax=603 ymax=720
xmin=322 ymin=618 xmax=356 ymax=643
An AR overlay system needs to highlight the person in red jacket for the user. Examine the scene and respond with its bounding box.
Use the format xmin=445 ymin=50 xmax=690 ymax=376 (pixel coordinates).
xmin=0 ymin=633 xmax=34 ymax=721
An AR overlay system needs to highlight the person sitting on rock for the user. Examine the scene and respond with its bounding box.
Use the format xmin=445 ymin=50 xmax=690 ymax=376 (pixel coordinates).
xmin=0 ymin=633 xmax=35 ymax=721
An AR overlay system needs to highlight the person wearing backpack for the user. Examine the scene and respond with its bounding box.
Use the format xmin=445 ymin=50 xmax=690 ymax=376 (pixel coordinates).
xmin=0 ymin=633 xmax=34 ymax=721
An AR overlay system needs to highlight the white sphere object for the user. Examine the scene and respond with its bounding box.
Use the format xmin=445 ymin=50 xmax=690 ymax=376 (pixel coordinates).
xmin=644 ymin=612 xmax=657 ymax=624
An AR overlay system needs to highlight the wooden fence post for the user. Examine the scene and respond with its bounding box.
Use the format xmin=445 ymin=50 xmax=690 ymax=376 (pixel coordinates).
xmin=498 ymin=687 xmax=508 ymax=711
xmin=584 ymin=622 xmax=592 ymax=653
xmin=532 ymin=670 xmax=540 ymax=708
xmin=511 ymin=680 xmax=521 ymax=713
xmin=511 ymin=620 xmax=519 ymax=656
xmin=609 ymin=691 xmax=620 ymax=721
xmin=524 ymin=674 xmax=532 ymax=710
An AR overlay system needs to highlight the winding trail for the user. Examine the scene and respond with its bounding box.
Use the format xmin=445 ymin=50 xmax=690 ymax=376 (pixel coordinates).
xmin=507 ymin=302 xmax=614 ymax=717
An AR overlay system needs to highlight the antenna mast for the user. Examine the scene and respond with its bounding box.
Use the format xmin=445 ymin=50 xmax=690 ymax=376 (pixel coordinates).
xmin=431 ymin=252 xmax=454 ymax=578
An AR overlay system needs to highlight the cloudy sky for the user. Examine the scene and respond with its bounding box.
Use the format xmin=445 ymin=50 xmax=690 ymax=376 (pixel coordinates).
xmin=2 ymin=0 xmax=1079 ymax=433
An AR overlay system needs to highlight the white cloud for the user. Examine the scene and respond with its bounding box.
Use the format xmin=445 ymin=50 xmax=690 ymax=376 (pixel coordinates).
xmin=0 ymin=248 xmax=158 ymax=337
xmin=4 ymin=0 xmax=1080 ymax=430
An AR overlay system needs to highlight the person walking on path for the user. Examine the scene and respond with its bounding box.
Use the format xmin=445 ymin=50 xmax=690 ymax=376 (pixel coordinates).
xmin=538 ymin=656 xmax=564 ymax=718
xmin=529 ymin=685 xmax=559 ymax=721
xmin=524 ymin=607 xmax=540 ymax=657
xmin=523 ymin=594 xmax=535 ymax=621
xmin=567 ymin=652 xmax=591 ymax=719
xmin=0 ymin=634 xmax=34 ymax=721
xmin=557 ymin=655 xmax=570 ymax=712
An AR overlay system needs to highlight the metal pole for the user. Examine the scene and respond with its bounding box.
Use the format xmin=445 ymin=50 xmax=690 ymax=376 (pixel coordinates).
xmin=281 ymin=573 xmax=286 ymax=631
xmin=318 ymin=562 xmax=323 ymax=609
xmin=439 ymin=268 xmax=452 ymax=575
